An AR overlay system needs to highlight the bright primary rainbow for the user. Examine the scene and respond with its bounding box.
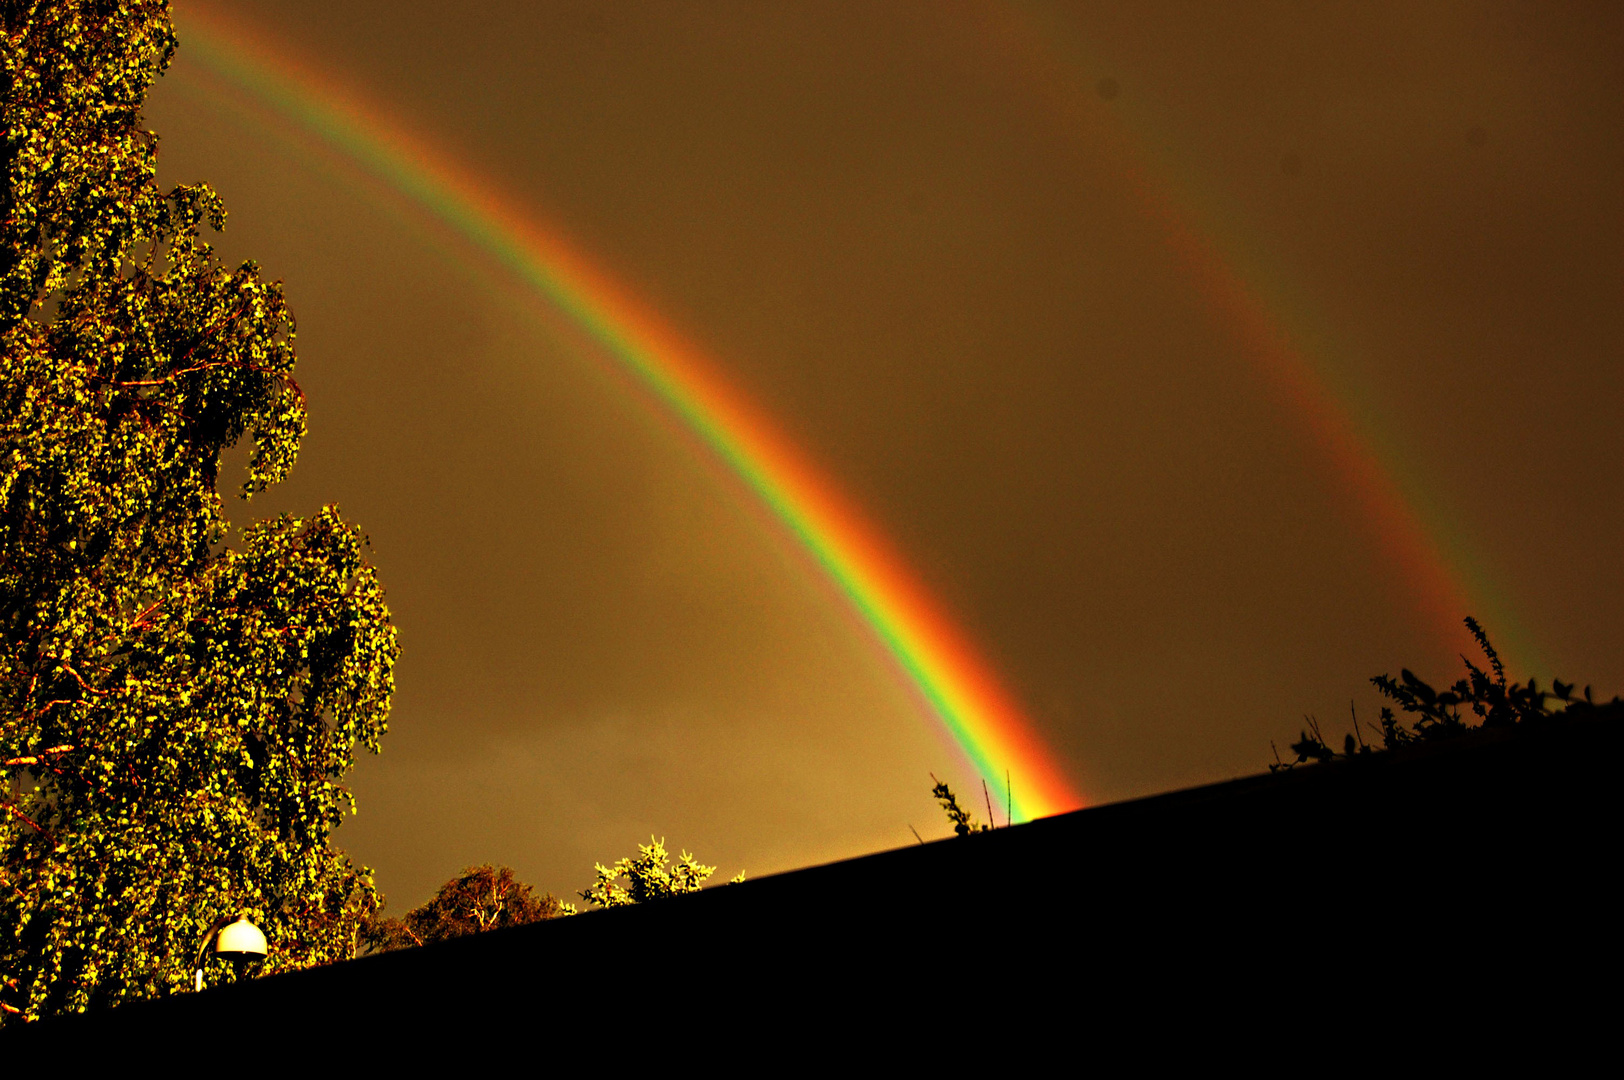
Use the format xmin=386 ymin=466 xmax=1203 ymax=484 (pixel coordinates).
xmin=172 ymin=5 xmax=1530 ymax=823
xmin=173 ymin=6 xmax=1082 ymax=821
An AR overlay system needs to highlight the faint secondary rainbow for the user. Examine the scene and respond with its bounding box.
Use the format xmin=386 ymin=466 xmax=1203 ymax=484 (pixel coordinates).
xmin=172 ymin=5 xmax=1081 ymax=820
xmin=989 ymin=5 xmax=1535 ymax=672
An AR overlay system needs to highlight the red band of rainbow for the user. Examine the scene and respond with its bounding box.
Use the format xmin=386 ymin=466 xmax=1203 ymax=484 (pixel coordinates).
xmin=174 ymin=5 xmax=1085 ymax=821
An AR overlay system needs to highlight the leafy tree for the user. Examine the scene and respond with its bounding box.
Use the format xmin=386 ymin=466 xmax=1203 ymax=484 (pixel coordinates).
xmin=1 ymin=1 xmax=397 ymax=1020
xmin=1272 ymin=616 xmax=1622 ymax=769
xmin=361 ymin=865 xmax=572 ymax=953
xmin=580 ymin=837 xmax=742 ymax=908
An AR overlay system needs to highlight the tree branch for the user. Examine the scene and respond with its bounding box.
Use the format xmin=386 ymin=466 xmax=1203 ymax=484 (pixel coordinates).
xmin=4 ymin=744 xmax=74 ymax=767
xmin=2 ymin=802 xmax=48 ymax=835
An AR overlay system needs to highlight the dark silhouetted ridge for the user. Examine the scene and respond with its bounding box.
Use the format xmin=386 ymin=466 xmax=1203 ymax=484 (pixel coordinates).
xmin=20 ymin=714 xmax=1618 ymax=1047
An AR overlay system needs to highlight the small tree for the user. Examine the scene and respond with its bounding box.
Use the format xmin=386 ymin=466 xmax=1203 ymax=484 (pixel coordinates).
xmin=362 ymin=865 xmax=572 ymax=953
xmin=1 ymin=2 xmax=397 ymax=1020
xmin=580 ymin=838 xmax=742 ymax=908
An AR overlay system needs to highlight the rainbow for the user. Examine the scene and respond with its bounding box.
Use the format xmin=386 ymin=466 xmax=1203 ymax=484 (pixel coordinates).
xmin=170 ymin=5 xmax=1082 ymax=820
xmin=989 ymin=6 xmax=1534 ymax=672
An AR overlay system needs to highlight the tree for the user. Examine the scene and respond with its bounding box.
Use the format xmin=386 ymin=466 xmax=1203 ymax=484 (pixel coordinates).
xmin=580 ymin=837 xmax=742 ymax=908
xmin=1 ymin=2 xmax=398 ymax=1020
xmin=361 ymin=865 xmax=572 ymax=953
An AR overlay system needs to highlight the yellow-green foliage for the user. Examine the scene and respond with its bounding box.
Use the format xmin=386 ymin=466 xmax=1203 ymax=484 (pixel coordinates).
xmin=1 ymin=2 xmax=398 ymax=1020
xmin=581 ymin=838 xmax=740 ymax=908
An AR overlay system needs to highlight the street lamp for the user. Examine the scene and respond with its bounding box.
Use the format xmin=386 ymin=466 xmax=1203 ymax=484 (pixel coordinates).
xmin=193 ymin=915 xmax=268 ymax=992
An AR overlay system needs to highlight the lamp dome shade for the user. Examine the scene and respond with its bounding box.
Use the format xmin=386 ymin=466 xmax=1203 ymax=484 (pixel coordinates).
xmin=214 ymin=917 xmax=268 ymax=958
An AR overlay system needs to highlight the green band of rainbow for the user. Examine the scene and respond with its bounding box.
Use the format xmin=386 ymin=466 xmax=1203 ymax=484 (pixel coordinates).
xmin=174 ymin=5 xmax=1083 ymax=821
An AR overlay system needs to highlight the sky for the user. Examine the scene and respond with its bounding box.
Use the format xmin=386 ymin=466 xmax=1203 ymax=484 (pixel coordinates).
xmin=146 ymin=0 xmax=1623 ymax=909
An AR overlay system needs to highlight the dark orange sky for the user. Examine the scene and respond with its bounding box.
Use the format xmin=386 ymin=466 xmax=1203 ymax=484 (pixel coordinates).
xmin=148 ymin=1 xmax=1622 ymax=908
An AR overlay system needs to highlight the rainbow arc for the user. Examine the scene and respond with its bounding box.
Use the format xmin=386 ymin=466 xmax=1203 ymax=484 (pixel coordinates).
xmin=175 ymin=5 xmax=1082 ymax=821
xmin=175 ymin=5 xmax=1532 ymax=820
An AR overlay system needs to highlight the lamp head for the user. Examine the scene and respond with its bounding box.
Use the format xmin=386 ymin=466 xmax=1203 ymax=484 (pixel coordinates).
xmin=214 ymin=916 xmax=268 ymax=960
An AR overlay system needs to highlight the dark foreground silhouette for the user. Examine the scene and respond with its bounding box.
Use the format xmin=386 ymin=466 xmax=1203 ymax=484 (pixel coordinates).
xmin=17 ymin=712 xmax=1616 ymax=1049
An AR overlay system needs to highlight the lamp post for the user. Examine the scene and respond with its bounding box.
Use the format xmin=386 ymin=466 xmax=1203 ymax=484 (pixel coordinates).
xmin=193 ymin=915 xmax=268 ymax=992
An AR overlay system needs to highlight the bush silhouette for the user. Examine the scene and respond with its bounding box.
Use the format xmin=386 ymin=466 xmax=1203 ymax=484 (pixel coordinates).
xmin=1274 ymin=616 xmax=1622 ymax=770
xmin=927 ymin=772 xmax=1015 ymax=837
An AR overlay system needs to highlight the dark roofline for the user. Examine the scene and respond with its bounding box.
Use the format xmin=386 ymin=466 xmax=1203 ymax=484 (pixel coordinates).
xmin=14 ymin=713 xmax=1617 ymax=1046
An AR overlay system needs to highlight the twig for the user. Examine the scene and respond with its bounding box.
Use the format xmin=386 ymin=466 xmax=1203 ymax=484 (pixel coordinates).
xmin=2 ymin=802 xmax=47 ymax=835
xmin=127 ymin=599 xmax=163 ymax=631
xmin=60 ymin=664 xmax=109 ymax=698
xmin=1006 ymin=769 xmax=1012 ymax=828
xmin=983 ymin=779 xmax=996 ymax=831
xmin=908 ymin=825 xmax=925 ymax=845
xmin=4 ymin=745 xmax=74 ymax=767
